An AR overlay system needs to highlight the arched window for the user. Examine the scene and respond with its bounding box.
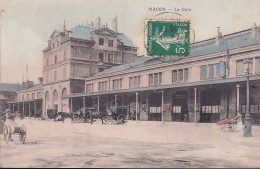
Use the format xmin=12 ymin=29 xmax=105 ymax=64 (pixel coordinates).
xmin=62 ymin=88 xmax=67 ymax=96
xmin=53 ymin=90 xmax=58 ymax=102
xmin=45 ymin=91 xmax=49 ymax=102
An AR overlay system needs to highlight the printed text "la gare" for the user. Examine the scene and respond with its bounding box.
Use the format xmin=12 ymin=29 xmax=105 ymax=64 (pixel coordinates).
xmin=148 ymin=7 xmax=191 ymax=12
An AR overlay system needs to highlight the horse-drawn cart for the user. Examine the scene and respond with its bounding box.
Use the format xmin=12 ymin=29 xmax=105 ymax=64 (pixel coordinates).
xmin=3 ymin=116 xmax=27 ymax=144
xmin=103 ymin=106 xmax=128 ymax=125
xmin=216 ymin=115 xmax=241 ymax=132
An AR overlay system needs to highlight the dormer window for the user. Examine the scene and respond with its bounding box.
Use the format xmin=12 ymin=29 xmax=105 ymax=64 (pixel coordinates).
xmin=99 ymin=38 xmax=104 ymax=45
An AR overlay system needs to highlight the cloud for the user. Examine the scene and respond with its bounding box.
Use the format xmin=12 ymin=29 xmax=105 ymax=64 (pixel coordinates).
xmin=1 ymin=21 xmax=46 ymax=83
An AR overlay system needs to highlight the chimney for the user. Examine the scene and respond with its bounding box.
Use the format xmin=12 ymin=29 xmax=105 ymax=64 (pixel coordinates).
xmin=38 ymin=77 xmax=43 ymax=83
xmin=26 ymin=64 xmax=28 ymax=81
xmin=251 ymin=23 xmax=259 ymax=38
xmin=63 ymin=20 xmax=66 ymax=31
xmin=91 ymin=21 xmax=94 ymax=27
xmin=112 ymin=16 xmax=118 ymax=32
xmin=215 ymin=27 xmax=223 ymax=46
xmin=106 ymin=22 xmax=108 ymax=28
xmin=95 ymin=17 xmax=101 ymax=29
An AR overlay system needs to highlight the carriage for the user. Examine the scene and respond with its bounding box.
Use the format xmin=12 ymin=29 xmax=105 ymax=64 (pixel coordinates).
xmin=71 ymin=107 xmax=104 ymax=124
xmin=103 ymin=106 xmax=128 ymax=125
xmin=2 ymin=115 xmax=27 ymax=144
xmin=216 ymin=115 xmax=241 ymax=132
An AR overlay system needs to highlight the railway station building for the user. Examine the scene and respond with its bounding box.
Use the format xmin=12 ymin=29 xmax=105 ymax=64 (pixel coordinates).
xmin=7 ymin=22 xmax=260 ymax=124
xmin=63 ymin=24 xmax=260 ymax=124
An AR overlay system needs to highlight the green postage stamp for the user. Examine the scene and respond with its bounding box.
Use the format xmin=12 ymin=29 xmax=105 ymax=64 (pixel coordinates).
xmin=147 ymin=20 xmax=190 ymax=56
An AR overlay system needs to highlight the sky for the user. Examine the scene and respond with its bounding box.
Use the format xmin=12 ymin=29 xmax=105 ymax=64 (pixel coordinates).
xmin=1 ymin=0 xmax=260 ymax=83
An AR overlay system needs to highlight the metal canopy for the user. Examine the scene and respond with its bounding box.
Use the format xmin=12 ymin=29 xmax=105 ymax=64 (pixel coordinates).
xmin=62 ymin=75 xmax=260 ymax=99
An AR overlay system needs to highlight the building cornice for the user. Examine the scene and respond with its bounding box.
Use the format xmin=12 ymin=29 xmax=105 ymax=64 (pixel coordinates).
xmin=86 ymin=43 xmax=260 ymax=81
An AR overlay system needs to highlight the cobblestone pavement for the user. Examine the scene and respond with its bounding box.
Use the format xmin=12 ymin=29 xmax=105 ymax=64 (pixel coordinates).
xmin=1 ymin=118 xmax=259 ymax=168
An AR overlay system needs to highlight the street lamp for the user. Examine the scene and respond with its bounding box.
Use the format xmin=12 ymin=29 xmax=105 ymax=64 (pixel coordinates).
xmin=243 ymin=59 xmax=253 ymax=137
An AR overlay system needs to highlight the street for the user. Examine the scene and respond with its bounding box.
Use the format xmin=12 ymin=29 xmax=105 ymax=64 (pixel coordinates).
xmin=1 ymin=118 xmax=260 ymax=168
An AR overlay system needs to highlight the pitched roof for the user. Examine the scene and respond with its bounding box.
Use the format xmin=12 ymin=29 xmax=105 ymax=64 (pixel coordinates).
xmin=189 ymin=30 xmax=260 ymax=57
xmin=17 ymin=83 xmax=43 ymax=93
xmin=69 ymin=26 xmax=136 ymax=47
xmin=0 ymin=83 xmax=22 ymax=92
xmin=92 ymin=27 xmax=260 ymax=77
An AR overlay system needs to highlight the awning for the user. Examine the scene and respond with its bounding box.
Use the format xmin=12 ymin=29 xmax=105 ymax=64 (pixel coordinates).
xmin=62 ymin=75 xmax=260 ymax=99
xmin=7 ymin=98 xmax=42 ymax=104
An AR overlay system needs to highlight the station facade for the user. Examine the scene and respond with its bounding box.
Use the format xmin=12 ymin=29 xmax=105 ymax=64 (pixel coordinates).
xmin=63 ymin=24 xmax=260 ymax=124
xmin=8 ymin=23 xmax=260 ymax=124
xmin=8 ymin=17 xmax=138 ymax=117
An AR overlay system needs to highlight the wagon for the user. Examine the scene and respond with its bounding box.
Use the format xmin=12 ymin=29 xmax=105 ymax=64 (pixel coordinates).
xmin=216 ymin=115 xmax=241 ymax=132
xmin=3 ymin=117 xmax=27 ymax=144
xmin=103 ymin=106 xmax=128 ymax=125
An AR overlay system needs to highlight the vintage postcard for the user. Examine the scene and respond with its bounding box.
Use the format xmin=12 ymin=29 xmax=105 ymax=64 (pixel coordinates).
xmin=0 ymin=0 xmax=260 ymax=168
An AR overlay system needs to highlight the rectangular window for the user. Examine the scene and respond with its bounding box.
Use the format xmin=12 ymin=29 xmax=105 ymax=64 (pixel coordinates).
xmin=99 ymin=38 xmax=104 ymax=45
xmin=201 ymin=65 xmax=207 ymax=80
xmin=154 ymin=73 xmax=158 ymax=84
xmin=22 ymin=95 xmax=24 ymax=100
xmin=184 ymin=68 xmax=189 ymax=82
xmin=129 ymin=77 xmax=133 ymax=88
xmin=149 ymin=72 xmax=162 ymax=86
xmin=86 ymin=83 xmax=93 ymax=93
xmin=129 ymin=76 xmax=140 ymax=88
xmin=98 ymin=81 xmax=107 ymax=91
xmin=108 ymin=54 xmax=113 ymax=62
xmin=236 ymin=60 xmax=244 ymax=76
xmin=99 ymin=52 xmax=104 ymax=61
xmin=113 ymin=79 xmax=122 ymax=90
xmin=179 ymin=69 xmax=183 ymax=82
xmin=209 ymin=64 xmax=215 ymax=79
xmin=47 ymin=58 xmax=49 ymax=66
xmin=216 ymin=63 xmax=220 ymax=78
xmin=27 ymin=94 xmax=30 ymax=99
xmin=108 ymin=40 xmax=113 ymax=47
xmin=32 ymin=93 xmax=35 ymax=99
xmin=172 ymin=70 xmax=178 ymax=83
xmin=37 ymin=92 xmax=41 ymax=98
xmin=256 ymin=57 xmax=260 ymax=73
xmin=159 ymin=72 xmax=162 ymax=84
xmin=64 ymin=51 xmax=66 ymax=60
xmin=149 ymin=74 xmax=153 ymax=86
xmin=55 ymin=55 xmax=57 ymax=64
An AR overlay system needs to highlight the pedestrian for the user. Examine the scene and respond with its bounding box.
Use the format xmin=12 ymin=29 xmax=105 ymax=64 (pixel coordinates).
xmin=183 ymin=108 xmax=190 ymax=122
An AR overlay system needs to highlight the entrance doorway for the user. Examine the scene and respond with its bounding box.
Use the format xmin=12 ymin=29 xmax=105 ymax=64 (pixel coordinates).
xmin=200 ymin=88 xmax=221 ymax=123
xmin=148 ymin=92 xmax=162 ymax=121
xmin=172 ymin=91 xmax=188 ymax=122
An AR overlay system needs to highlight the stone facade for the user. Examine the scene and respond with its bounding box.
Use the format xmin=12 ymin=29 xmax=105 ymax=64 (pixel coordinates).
xmin=64 ymin=25 xmax=260 ymax=123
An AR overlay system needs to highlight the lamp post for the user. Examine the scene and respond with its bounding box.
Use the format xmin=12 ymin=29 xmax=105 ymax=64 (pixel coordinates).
xmin=243 ymin=59 xmax=253 ymax=137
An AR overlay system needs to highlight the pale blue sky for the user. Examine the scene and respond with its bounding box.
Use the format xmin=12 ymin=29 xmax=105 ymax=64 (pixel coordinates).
xmin=1 ymin=0 xmax=260 ymax=83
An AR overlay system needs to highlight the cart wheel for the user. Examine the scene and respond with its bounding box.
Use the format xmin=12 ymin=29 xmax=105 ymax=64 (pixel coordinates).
xmin=72 ymin=117 xmax=79 ymax=123
xmin=21 ymin=124 xmax=27 ymax=133
xmin=19 ymin=132 xmax=26 ymax=144
xmin=229 ymin=124 xmax=234 ymax=132
xmin=103 ymin=116 xmax=112 ymax=125
xmin=117 ymin=114 xmax=126 ymax=124
xmin=3 ymin=125 xmax=9 ymax=144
